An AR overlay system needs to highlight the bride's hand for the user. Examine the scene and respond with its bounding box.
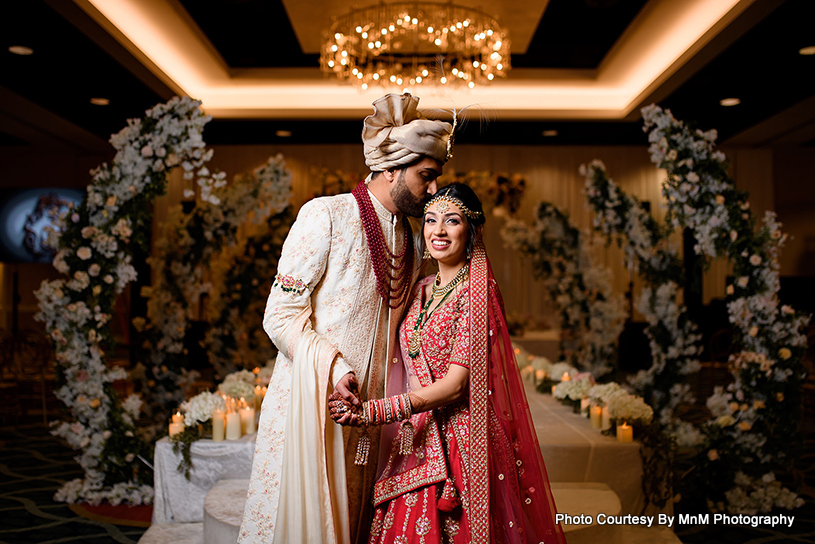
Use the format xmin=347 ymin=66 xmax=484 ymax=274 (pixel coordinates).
xmin=328 ymin=392 xmax=361 ymax=426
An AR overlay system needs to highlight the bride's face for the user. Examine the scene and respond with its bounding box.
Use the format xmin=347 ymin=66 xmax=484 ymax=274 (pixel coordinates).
xmin=423 ymin=200 xmax=469 ymax=267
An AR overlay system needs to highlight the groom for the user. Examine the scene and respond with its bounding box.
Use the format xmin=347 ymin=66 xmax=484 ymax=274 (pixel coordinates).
xmin=239 ymin=93 xmax=452 ymax=544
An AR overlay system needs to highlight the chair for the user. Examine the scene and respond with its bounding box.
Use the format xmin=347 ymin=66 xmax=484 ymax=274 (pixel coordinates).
xmin=0 ymin=329 xmax=22 ymax=426
xmin=11 ymin=329 xmax=55 ymax=426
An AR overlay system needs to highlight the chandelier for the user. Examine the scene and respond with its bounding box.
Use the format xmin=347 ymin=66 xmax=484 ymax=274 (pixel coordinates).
xmin=320 ymin=2 xmax=511 ymax=89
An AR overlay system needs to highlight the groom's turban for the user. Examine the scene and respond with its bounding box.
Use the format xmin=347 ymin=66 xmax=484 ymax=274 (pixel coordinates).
xmin=362 ymin=93 xmax=452 ymax=172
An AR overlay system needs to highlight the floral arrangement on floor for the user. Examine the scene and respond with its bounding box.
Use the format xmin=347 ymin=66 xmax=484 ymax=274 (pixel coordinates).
xmin=202 ymin=157 xmax=294 ymax=377
xmin=582 ymin=160 xmax=702 ymax=429
xmin=501 ymin=203 xmax=627 ymax=377
xmin=35 ymin=96 xmax=216 ymax=505
xmin=138 ymin=155 xmax=293 ymax=425
xmin=639 ymin=104 xmax=808 ymax=514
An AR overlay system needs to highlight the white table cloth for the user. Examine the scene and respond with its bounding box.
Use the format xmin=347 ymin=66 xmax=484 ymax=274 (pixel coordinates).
xmin=152 ymin=434 xmax=257 ymax=523
xmin=152 ymin=388 xmax=649 ymax=522
xmin=525 ymin=384 xmax=646 ymax=514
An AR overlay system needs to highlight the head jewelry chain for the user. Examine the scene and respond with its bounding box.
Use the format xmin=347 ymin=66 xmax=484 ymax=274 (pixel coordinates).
xmin=423 ymin=191 xmax=483 ymax=220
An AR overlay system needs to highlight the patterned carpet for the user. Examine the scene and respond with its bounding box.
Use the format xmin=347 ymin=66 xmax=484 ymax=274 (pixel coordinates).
xmin=2 ymin=424 xmax=814 ymax=544
xmin=0 ymin=425 xmax=148 ymax=544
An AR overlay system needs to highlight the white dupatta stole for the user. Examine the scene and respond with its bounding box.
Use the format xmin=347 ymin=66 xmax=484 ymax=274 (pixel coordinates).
xmin=273 ymin=329 xmax=348 ymax=544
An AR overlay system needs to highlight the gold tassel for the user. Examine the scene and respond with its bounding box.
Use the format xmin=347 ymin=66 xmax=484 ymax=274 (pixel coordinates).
xmin=355 ymin=428 xmax=371 ymax=466
xmin=399 ymin=420 xmax=414 ymax=455
xmin=438 ymin=477 xmax=460 ymax=512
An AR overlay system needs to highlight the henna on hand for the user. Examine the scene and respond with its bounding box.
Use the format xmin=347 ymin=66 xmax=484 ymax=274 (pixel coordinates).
xmin=329 ymin=392 xmax=362 ymax=426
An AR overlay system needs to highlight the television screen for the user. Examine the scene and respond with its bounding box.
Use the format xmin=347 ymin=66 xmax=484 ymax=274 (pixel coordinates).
xmin=0 ymin=187 xmax=84 ymax=263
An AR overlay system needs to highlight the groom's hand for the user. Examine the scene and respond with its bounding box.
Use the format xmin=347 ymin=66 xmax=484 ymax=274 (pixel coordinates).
xmin=335 ymin=372 xmax=360 ymax=406
xmin=330 ymin=373 xmax=361 ymax=426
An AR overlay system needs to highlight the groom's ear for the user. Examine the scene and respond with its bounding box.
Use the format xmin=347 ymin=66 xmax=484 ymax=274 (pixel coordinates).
xmin=382 ymin=168 xmax=397 ymax=183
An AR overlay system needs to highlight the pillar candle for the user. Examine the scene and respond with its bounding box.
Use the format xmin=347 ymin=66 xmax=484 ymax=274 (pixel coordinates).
xmin=172 ymin=412 xmax=183 ymax=424
xmin=254 ymin=386 xmax=267 ymax=411
xmin=580 ymin=398 xmax=591 ymax=416
xmin=617 ymin=422 xmax=633 ymax=443
xmin=590 ymin=405 xmax=602 ymax=429
xmin=169 ymin=421 xmax=184 ymax=437
xmin=551 ymin=385 xmax=557 ymax=395
xmin=212 ymin=409 xmax=225 ymax=442
xmin=225 ymin=412 xmax=242 ymax=440
xmin=535 ymin=369 xmax=546 ymax=384
xmin=561 ymin=372 xmax=571 ymax=382
xmin=241 ymin=406 xmax=256 ymax=435
xmin=601 ymin=406 xmax=611 ymax=430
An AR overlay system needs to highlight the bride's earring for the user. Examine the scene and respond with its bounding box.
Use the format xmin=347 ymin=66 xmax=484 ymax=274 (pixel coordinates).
xmin=423 ymin=248 xmax=432 ymax=260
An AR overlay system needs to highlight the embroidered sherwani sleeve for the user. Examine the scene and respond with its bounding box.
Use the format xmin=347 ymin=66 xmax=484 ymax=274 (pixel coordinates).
xmin=263 ymin=198 xmax=350 ymax=384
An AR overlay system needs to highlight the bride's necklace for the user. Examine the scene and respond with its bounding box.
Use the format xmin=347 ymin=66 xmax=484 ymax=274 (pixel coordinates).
xmin=408 ymin=264 xmax=469 ymax=359
xmin=431 ymin=264 xmax=469 ymax=300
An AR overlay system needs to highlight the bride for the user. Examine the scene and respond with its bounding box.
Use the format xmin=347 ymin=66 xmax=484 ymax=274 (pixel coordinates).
xmin=330 ymin=183 xmax=566 ymax=543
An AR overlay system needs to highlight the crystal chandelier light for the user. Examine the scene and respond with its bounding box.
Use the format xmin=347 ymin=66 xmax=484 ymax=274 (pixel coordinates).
xmin=320 ymin=2 xmax=511 ymax=89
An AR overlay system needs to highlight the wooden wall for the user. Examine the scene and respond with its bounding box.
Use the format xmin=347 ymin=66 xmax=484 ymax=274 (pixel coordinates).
xmin=1 ymin=142 xmax=810 ymax=332
xmin=156 ymin=143 xmax=784 ymax=322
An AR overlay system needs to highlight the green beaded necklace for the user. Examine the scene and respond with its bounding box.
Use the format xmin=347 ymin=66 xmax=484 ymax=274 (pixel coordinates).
xmin=407 ymin=264 xmax=469 ymax=359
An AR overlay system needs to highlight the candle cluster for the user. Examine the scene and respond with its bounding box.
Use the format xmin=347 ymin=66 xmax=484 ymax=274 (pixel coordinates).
xmin=213 ymin=396 xmax=257 ymax=442
xmin=171 ymin=371 xmax=267 ymax=443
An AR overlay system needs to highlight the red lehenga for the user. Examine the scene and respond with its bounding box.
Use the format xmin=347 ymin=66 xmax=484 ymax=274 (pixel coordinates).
xmin=369 ymin=240 xmax=566 ymax=544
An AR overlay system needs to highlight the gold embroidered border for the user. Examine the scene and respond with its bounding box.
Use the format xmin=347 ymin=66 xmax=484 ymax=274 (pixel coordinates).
xmin=373 ymin=417 xmax=447 ymax=505
xmin=468 ymin=241 xmax=490 ymax=542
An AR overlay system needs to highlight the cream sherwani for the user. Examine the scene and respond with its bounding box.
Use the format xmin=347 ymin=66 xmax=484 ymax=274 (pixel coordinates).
xmin=239 ymin=189 xmax=414 ymax=544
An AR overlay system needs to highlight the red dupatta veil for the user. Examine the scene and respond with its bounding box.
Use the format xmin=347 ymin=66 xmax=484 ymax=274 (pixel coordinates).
xmin=380 ymin=237 xmax=566 ymax=543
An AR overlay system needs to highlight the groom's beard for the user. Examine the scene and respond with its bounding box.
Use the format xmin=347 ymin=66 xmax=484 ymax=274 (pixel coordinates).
xmin=391 ymin=170 xmax=430 ymax=218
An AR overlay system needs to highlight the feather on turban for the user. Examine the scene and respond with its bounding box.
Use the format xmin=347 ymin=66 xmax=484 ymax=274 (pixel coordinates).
xmin=362 ymin=93 xmax=452 ymax=172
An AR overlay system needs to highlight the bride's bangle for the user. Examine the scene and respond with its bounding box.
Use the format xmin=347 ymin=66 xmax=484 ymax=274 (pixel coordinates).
xmin=361 ymin=392 xmax=413 ymax=426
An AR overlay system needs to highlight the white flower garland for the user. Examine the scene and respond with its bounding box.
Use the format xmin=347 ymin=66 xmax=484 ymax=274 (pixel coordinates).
xmin=641 ymin=104 xmax=809 ymax=513
xmin=582 ymin=160 xmax=702 ymax=424
xmin=202 ymin=156 xmax=294 ymax=377
xmin=35 ymin=97 xmax=214 ymax=505
xmin=140 ymin=155 xmax=292 ymax=423
xmin=501 ymin=204 xmax=627 ymax=377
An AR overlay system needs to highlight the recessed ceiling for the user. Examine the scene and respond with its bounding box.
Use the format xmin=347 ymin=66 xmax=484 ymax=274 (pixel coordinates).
xmin=0 ymin=0 xmax=813 ymax=149
xmin=70 ymin=0 xmax=755 ymax=119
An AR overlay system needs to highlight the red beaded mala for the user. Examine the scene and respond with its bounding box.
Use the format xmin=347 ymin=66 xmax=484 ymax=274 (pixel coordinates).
xmin=352 ymin=181 xmax=414 ymax=309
